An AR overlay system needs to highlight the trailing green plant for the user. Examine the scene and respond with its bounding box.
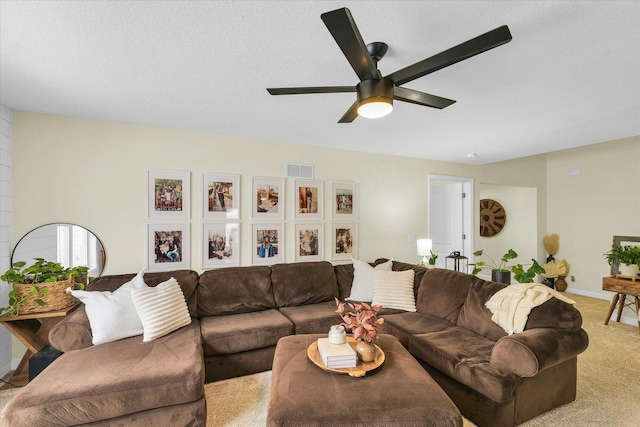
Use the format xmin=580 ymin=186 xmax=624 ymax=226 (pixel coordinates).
xmin=511 ymin=260 xmax=546 ymax=283
xmin=1 ymin=258 xmax=89 ymax=316
xmin=604 ymin=244 xmax=640 ymax=266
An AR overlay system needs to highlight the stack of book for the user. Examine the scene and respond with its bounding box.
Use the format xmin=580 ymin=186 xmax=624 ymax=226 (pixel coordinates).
xmin=317 ymin=338 xmax=357 ymax=368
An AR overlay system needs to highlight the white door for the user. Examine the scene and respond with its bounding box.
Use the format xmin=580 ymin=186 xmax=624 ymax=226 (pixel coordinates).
xmin=428 ymin=176 xmax=473 ymax=270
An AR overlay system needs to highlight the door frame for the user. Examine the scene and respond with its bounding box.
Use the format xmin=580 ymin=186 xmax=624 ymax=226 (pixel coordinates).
xmin=427 ymin=174 xmax=474 ymax=265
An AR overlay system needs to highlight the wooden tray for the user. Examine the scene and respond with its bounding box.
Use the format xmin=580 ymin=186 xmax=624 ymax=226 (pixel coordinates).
xmin=307 ymin=337 xmax=385 ymax=377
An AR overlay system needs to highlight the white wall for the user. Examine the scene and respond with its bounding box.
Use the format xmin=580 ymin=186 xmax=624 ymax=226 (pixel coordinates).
xmin=0 ymin=104 xmax=13 ymax=376
xmin=546 ymin=136 xmax=640 ymax=320
xmin=477 ymin=183 xmax=538 ymax=273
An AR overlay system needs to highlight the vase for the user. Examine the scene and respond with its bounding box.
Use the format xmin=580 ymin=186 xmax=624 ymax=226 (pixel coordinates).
xmin=492 ymin=270 xmax=511 ymax=284
xmin=555 ymin=275 xmax=568 ymax=292
xmin=355 ymin=340 xmax=376 ymax=363
xmin=328 ymin=325 xmax=346 ymax=345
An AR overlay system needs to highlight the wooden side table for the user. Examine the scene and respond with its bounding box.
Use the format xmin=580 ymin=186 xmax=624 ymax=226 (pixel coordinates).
xmin=602 ymin=276 xmax=640 ymax=333
xmin=0 ymin=303 xmax=79 ymax=386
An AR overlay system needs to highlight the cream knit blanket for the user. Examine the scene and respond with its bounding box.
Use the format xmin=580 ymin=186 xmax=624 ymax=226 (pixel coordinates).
xmin=485 ymin=283 xmax=576 ymax=335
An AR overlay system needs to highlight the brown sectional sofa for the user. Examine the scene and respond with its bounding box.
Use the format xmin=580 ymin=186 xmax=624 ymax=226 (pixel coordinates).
xmin=0 ymin=260 xmax=588 ymax=427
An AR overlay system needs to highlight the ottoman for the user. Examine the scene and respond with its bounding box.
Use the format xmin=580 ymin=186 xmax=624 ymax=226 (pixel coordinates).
xmin=267 ymin=334 xmax=462 ymax=426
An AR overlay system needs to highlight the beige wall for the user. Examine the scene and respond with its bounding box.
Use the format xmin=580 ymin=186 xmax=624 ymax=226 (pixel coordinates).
xmin=546 ymin=136 xmax=640 ymax=313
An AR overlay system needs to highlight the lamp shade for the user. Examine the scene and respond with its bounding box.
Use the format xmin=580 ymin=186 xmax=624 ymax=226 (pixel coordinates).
xmin=417 ymin=239 xmax=433 ymax=256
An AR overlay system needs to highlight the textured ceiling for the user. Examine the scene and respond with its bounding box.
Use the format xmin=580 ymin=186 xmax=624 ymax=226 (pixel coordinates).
xmin=1 ymin=1 xmax=639 ymax=165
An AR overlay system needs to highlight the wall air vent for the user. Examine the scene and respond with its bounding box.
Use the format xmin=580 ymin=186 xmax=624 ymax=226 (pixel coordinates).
xmin=285 ymin=163 xmax=314 ymax=179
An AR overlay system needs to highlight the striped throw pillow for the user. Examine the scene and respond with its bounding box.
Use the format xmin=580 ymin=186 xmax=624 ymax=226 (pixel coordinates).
xmin=371 ymin=269 xmax=416 ymax=312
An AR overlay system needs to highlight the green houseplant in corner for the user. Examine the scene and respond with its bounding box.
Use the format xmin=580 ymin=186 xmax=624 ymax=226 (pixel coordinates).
xmin=470 ymin=249 xmax=545 ymax=284
xmin=0 ymin=258 xmax=88 ymax=317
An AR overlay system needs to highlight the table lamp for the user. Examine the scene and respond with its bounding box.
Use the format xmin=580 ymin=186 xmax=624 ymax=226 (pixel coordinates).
xmin=417 ymin=239 xmax=433 ymax=267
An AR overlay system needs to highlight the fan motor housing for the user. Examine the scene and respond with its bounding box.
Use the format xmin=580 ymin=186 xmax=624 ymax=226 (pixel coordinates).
xmin=356 ymin=78 xmax=394 ymax=107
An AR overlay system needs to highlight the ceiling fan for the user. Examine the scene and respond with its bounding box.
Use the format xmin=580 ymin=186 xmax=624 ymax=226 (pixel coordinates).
xmin=267 ymin=7 xmax=512 ymax=123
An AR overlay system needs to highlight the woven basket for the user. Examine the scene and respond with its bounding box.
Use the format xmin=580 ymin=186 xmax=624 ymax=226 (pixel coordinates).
xmin=12 ymin=277 xmax=79 ymax=315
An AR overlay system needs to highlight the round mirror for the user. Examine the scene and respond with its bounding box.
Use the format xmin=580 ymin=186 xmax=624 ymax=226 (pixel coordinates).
xmin=11 ymin=223 xmax=106 ymax=278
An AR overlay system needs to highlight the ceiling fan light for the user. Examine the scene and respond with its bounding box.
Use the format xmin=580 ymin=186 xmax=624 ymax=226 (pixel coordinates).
xmin=357 ymin=97 xmax=393 ymax=119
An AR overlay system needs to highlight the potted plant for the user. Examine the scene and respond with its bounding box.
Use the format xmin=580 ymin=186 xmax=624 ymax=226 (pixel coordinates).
xmin=0 ymin=258 xmax=89 ymax=317
xmin=427 ymin=250 xmax=438 ymax=268
xmin=470 ymin=249 xmax=545 ymax=284
xmin=604 ymin=244 xmax=640 ymax=277
xmin=335 ymin=298 xmax=384 ymax=362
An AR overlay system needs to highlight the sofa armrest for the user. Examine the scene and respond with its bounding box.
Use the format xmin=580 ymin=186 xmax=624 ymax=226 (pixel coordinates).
xmin=491 ymin=327 xmax=589 ymax=377
xmin=48 ymin=304 xmax=93 ymax=352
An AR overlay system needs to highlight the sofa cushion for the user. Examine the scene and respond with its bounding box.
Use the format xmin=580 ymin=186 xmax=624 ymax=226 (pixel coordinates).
xmin=200 ymin=309 xmax=294 ymax=355
xmin=198 ymin=266 xmax=276 ymax=316
xmin=375 ymin=259 xmax=429 ymax=296
xmin=334 ymin=263 xmax=355 ymax=300
xmin=409 ymin=327 xmax=517 ymax=403
xmin=347 ymin=258 xmax=393 ymax=302
xmin=381 ymin=312 xmax=456 ymax=347
xmin=69 ymin=270 xmax=147 ymax=345
xmin=48 ymin=305 xmax=93 ymax=352
xmin=525 ymin=297 xmax=583 ymax=332
xmin=278 ymin=301 xmax=341 ymax=334
xmin=131 ymin=278 xmax=192 ymax=342
xmin=372 ymin=269 xmax=416 ymax=312
xmin=271 ymin=261 xmax=338 ymax=307
xmin=86 ymin=270 xmax=200 ymax=317
xmin=415 ymin=268 xmax=476 ymax=323
xmin=1 ymin=321 xmax=204 ymax=426
xmin=457 ymin=279 xmax=508 ymax=341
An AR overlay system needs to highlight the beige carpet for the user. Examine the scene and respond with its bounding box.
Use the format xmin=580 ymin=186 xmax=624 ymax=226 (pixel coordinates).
xmin=2 ymin=293 xmax=639 ymax=426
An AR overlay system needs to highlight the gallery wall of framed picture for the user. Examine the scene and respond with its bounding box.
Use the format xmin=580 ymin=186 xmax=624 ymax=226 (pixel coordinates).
xmin=147 ymin=168 xmax=358 ymax=269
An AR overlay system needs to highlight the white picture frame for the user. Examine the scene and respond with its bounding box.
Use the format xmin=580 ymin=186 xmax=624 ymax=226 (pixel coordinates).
xmin=202 ymin=222 xmax=239 ymax=269
xmin=147 ymin=223 xmax=190 ymax=272
xmin=295 ymin=223 xmax=324 ymax=262
xmin=148 ymin=170 xmax=191 ymax=219
xmin=252 ymin=177 xmax=285 ymax=221
xmin=331 ymin=182 xmax=357 ymax=220
xmin=294 ymin=179 xmax=323 ymax=220
xmin=332 ymin=223 xmax=357 ymax=261
xmin=202 ymin=173 xmax=240 ymax=219
xmin=252 ymin=223 xmax=284 ymax=265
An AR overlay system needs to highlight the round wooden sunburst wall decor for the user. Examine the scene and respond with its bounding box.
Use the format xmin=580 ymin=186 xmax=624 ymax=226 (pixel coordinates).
xmin=479 ymin=199 xmax=506 ymax=237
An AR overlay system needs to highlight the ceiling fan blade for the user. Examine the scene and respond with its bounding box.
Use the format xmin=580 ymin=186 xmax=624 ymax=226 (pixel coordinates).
xmin=338 ymin=101 xmax=359 ymax=123
xmin=321 ymin=8 xmax=379 ymax=81
xmin=393 ymin=87 xmax=456 ymax=109
xmin=267 ymin=86 xmax=356 ymax=95
xmin=387 ymin=25 xmax=512 ymax=86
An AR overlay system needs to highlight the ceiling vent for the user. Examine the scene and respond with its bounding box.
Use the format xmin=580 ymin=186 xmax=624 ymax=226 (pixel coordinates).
xmin=285 ymin=163 xmax=314 ymax=179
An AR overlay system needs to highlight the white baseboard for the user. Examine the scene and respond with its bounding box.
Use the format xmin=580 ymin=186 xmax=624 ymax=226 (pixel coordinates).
xmin=567 ymin=287 xmax=638 ymax=327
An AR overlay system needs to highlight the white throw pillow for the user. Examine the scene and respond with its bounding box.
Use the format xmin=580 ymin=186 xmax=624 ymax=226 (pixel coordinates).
xmin=371 ymin=269 xmax=417 ymax=312
xmin=347 ymin=258 xmax=393 ymax=302
xmin=69 ymin=270 xmax=147 ymax=345
xmin=130 ymin=278 xmax=192 ymax=342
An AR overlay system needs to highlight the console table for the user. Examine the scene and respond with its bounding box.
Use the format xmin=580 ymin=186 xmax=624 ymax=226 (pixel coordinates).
xmin=0 ymin=303 xmax=79 ymax=386
xmin=602 ymin=276 xmax=640 ymax=333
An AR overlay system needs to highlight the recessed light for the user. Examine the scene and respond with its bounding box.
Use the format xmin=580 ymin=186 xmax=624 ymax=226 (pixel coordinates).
xmin=466 ymin=153 xmax=477 ymax=159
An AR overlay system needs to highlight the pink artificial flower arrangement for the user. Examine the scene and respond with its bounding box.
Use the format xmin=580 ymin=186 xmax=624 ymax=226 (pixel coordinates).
xmin=334 ymin=297 xmax=384 ymax=345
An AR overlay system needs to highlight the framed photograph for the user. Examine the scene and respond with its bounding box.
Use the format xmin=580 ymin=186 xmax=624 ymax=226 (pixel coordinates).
xmin=332 ymin=223 xmax=357 ymax=261
xmin=331 ymin=182 xmax=357 ymax=220
xmin=252 ymin=223 xmax=284 ymax=265
xmin=295 ymin=224 xmax=323 ymax=262
xmin=148 ymin=170 xmax=190 ymax=219
xmin=294 ymin=180 xmax=323 ymax=220
xmin=203 ymin=173 xmax=240 ymax=219
xmin=202 ymin=223 xmax=239 ymax=269
xmin=147 ymin=223 xmax=190 ymax=272
xmin=252 ymin=177 xmax=284 ymax=220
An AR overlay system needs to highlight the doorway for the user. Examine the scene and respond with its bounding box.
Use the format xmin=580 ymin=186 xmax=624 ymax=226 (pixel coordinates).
xmin=428 ymin=175 xmax=474 ymax=269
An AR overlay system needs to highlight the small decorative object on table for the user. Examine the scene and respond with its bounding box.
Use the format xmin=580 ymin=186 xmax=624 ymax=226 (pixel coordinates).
xmin=334 ymin=297 xmax=384 ymax=362
xmin=328 ymin=324 xmax=346 ymax=344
